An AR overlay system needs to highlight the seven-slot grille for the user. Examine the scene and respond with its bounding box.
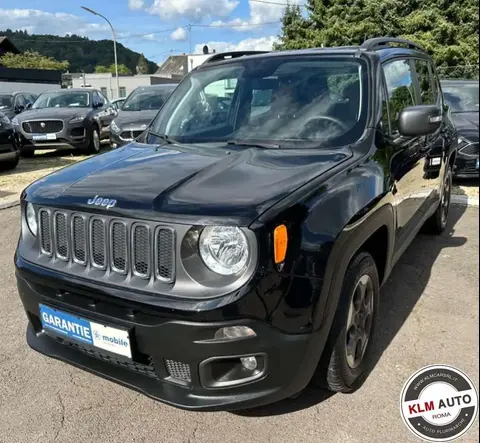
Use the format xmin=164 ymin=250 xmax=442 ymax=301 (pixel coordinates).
xmin=22 ymin=120 xmax=64 ymax=134
xmin=38 ymin=209 xmax=175 ymax=283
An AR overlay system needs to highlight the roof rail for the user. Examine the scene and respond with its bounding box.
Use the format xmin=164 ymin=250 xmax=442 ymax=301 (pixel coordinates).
xmin=360 ymin=37 xmax=425 ymax=52
xmin=203 ymin=51 xmax=270 ymax=64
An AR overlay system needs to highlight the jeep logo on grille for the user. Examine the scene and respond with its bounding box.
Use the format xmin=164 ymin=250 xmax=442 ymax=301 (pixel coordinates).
xmin=87 ymin=195 xmax=117 ymax=209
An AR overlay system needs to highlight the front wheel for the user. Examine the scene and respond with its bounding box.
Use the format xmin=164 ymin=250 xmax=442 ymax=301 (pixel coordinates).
xmin=316 ymin=252 xmax=380 ymax=393
xmin=424 ymin=166 xmax=452 ymax=235
xmin=87 ymin=126 xmax=101 ymax=154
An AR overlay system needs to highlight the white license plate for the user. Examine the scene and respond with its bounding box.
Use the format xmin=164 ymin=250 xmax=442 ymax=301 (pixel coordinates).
xmin=33 ymin=133 xmax=57 ymax=141
xmin=39 ymin=304 xmax=132 ymax=359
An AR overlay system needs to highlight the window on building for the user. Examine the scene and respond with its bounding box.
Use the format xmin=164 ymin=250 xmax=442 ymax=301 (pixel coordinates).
xmin=119 ymin=87 xmax=127 ymax=98
xmin=100 ymin=87 xmax=108 ymax=97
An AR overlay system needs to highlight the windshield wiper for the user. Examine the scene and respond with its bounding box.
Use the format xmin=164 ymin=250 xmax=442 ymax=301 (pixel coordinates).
xmin=227 ymin=139 xmax=280 ymax=149
xmin=148 ymin=131 xmax=178 ymax=145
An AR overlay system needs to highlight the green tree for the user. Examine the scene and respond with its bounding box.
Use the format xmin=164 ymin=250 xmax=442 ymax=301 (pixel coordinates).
xmin=95 ymin=64 xmax=131 ymax=75
xmin=0 ymin=50 xmax=69 ymax=70
xmin=137 ymin=54 xmax=149 ymax=74
xmin=276 ymin=0 xmax=479 ymax=79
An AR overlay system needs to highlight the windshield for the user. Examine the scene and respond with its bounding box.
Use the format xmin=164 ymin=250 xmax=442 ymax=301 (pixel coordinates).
xmin=442 ymin=83 xmax=479 ymax=113
xmin=0 ymin=95 xmax=13 ymax=110
xmin=32 ymin=91 xmax=90 ymax=109
xmin=150 ymin=57 xmax=368 ymax=147
xmin=122 ymin=86 xmax=176 ymax=111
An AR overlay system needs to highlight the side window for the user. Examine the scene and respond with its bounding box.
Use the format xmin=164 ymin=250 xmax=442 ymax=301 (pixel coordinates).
xmin=383 ymin=59 xmax=416 ymax=134
xmin=93 ymin=91 xmax=104 ymax=107
xmin=15 ymin=94 xmax=26 ymax=109
xmin=414 ymin=59 xmax=435 ymax=105
xmin=99 ymin=91 xmax=110 ymax=106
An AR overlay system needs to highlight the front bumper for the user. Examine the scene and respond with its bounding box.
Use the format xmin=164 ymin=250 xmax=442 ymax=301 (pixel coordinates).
xmin=16 ymin=264 xmax=324 ymax=411
xmin=109 ymin=129 xmax=141 ymax=148
xmin=16 ymin=121 xmax=90 ymax=151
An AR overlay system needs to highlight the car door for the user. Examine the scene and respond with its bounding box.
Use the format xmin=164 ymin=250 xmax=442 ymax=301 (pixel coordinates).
xmin=382 ymin=58 xmax=432 ymax=256
xmin=92 ymin=91 xmax=112 ymax=138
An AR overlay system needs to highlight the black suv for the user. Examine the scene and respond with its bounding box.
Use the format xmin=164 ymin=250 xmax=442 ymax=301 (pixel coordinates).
xmin=15 ymin=38 xmax=457 ymax=411
xmin=13 ymin=88 xmax=116 ymax=157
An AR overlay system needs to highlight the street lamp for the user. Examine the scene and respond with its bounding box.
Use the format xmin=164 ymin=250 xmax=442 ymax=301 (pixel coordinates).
xmin=81 ymin=6 xmax=120 ymax=99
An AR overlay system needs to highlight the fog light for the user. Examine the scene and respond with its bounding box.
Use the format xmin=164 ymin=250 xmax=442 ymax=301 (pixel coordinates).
xmin=240 ymin=356 xmax=258 ymax=371
xmin=214 ymin=326 xmax=256 ymax=340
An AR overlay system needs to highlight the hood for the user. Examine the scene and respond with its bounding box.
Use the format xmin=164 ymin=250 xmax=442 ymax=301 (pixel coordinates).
xmin=24 ymin=142 xmax=352 ymax=225
xmin=114 ymin=110 xmax=157 ymax=130
xmin=16 ymin=107 xmax=89 ymax=122
xmin=451 ymin=112 xmax=479 ymax=142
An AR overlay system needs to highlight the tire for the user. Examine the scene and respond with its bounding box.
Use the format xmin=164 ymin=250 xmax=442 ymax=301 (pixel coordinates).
xmin=0 ymin=153 xmax=20 ymax=171
xmin=424 ymin=166 xmax=452 ymax=235
xmin=317 ymin=252 xmax=380 ymax=393
xmin=87 ymin=126 xmax=101 ymax=154
xmin=20 ymin=148 xmax=35 ymax=158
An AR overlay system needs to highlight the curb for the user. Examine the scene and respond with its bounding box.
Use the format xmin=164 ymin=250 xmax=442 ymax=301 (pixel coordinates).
xmin=451 ymin=194 xmax=479 ymax=207
xmin=0 ymin=199 xmax=20 ymax=210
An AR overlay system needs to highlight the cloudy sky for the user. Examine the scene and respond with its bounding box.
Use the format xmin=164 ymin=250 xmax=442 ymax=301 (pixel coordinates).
xmin=0 ymin=0 xmax=302 ymax=65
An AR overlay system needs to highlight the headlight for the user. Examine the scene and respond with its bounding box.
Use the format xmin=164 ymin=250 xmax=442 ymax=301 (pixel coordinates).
xmin=199 ymin=226 xmax=249 ymax=275
xmin=26 ymin=202 xmax=37 ymax=236
xmin=69 ymin=114 xmax=87 ymax=123
xmin=11 ymin=117 xmax=19 ymax=126
xmin=110 ymin=120 xmax=121 ymax=133
xmin=458 ymin=136 xmax=471 ymax=145
xmin=0 ymin=115 xmax=10 ymax=125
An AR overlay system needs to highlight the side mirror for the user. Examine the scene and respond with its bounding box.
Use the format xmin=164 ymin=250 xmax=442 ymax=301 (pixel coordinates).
xmin=93 ymin=101 xmax=103 ymax=109
xmin=398 ymin=105 xmax=442 ymax=137
xmin=25 ymin=102 xmax=32 ymax=110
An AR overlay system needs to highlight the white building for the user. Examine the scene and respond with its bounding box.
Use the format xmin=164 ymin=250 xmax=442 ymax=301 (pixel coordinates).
xmin=71 ymin=73 xmax=178 ymax=100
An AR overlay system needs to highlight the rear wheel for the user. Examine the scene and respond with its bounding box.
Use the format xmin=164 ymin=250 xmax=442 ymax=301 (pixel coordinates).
xmin=315 ymin=252 xmax=380 ymax=393
xmin=87 ymin=126 xmax=101 ymax=154
xmin=424 ymin=166 xmax=452 ymax=235
xmin=0 ymin=153 xmax=20 ymax=170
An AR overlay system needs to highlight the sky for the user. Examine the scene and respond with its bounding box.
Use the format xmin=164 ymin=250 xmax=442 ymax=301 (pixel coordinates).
xmin=0 ymin=0 xmax=302 ymax=66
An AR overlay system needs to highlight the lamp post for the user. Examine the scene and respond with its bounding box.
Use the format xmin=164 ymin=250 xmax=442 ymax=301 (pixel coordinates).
xmin=81 ymin=6 xmax=119 ymax=99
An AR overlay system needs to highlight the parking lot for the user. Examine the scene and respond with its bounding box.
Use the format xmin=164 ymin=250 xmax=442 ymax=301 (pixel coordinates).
xmin=0 ymin=169 xmax=478 ymax=443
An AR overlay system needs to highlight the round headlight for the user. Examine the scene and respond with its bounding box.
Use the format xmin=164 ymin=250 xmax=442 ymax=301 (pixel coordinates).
xmin=26 ymin=202 xmax=37 ymax=236
xmin=199 ymin=226 xmax=249 ymax=275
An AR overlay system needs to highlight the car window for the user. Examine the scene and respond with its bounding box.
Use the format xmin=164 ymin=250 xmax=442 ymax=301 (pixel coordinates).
xmin=15 ymin=94 xmax=27 ymax=108
xmin=414 ymin=59 xmax=435 ymax=105
xmin=153 ymin=57 xmax=368 ymax=148
xmin=383 ymin=59 xmax=416 ymax=134
xmin=0 ymin=94 xmax=13 ymax=110
xmin=93 ymin=91 xmax=104 ymax=106
xmin=442 ymin=83 xmax=478 ymax=113
xmin=32 ymin=91 xmax=90 ymax=109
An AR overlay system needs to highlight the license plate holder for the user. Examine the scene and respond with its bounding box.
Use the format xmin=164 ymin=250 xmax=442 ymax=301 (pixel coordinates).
xmin=39 ymin=304 xmax=132 ymax=359
xmin=33 ymin=133 xmax=57 ymax=141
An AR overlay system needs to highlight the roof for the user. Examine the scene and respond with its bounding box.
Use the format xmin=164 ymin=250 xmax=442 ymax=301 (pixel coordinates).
xmin=155 ymin=55 xmax=188 ymax=77
xmin=0 ymin=36 xmax=21 ymax=55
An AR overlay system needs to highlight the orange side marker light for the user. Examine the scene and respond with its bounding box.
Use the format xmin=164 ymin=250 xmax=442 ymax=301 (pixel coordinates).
xmin=274 ymin=224 xmax=288 ymax=264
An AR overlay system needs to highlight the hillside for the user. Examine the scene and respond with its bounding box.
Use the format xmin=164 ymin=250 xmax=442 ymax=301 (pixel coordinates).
xmin=1 ymin=29 xmax=158 ymax=74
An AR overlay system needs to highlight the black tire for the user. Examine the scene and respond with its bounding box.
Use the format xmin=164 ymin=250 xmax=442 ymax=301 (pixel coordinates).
xmin=87 ymin=126 xmax=101 ymax=154
xmin=0 ymin=153 xmax=20 ymax=171
xmin=20 ymin=148 xmax=35 ymax=158
xmin=424 ymin=166 xmax=452 ymax=235
xmin=316 ymin=252 xmax=380 ymax=393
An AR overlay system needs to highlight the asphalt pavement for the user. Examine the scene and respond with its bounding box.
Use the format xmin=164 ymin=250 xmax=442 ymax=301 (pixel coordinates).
xmin=0 ymin=205 xmax=478 ymax=443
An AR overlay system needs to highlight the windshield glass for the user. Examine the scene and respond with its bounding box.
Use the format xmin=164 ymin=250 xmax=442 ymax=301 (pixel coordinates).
xmin=122 ymin=86 xmax=176 ymax=111
xmin=32 ymin=91 xmax=90 ymax=109
xmin=150 ymin=57 xmax=368 ymax=147
xmin=442 ymin=83 xmax=479 ymax=113
xmin=0 ymin=95 xmax=13 ymax=110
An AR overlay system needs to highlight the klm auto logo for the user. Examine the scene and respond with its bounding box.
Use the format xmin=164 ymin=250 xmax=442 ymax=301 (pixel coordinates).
xmin=87 ymin=195 xmax=117 ymax=209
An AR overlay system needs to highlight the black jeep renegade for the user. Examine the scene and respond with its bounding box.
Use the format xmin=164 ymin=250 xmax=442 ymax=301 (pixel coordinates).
xmin=15 ymin=38 xmax=457 ymax=411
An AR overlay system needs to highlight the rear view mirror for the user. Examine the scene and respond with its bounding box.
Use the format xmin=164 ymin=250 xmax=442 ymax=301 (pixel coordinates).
xmin=398 ymin=105 xmax=442 ymax=137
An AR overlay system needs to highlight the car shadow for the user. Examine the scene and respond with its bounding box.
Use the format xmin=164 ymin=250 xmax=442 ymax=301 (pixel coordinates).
xmin=233 ymin=203 xmax=468 ymax=417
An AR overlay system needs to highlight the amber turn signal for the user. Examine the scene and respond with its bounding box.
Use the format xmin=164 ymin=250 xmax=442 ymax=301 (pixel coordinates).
xmin=274 ymin=224 xmax=288 ymax=264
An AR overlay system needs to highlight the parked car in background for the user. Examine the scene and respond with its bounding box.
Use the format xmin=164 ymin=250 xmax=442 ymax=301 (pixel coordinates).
xmin=0 ymin=111 xmax=20 ymax=170
xmin=109 ymin=84 xmax=177 ymax=148
xmin=16 ymin=39 xmax=457 ymax=411
xmin=441 ymin=79 xmax=479 ymax=178
xmin=111 ymin=98 xmax=126 ymax=111
xmin=12 ymin=88 xmax=116 ymax=157
xmin=0 ymin=92 xmax=38 ymax=119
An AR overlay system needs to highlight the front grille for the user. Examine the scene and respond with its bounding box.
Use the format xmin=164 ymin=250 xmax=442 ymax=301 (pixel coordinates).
xmin=37 ymin=208 xmax=176 ymax=284
xmin=58 ymin=338 xmax=158 ymax=379
xmin=460 ymin=143 xmax=479 ymax=157
xmin=22 ymin=120 xmax=63 ymax=134
xmin=164 ymin=359 xmax=191 ymax=382
xmin=120 ymin=130 xmax=143 ymax=140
